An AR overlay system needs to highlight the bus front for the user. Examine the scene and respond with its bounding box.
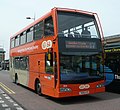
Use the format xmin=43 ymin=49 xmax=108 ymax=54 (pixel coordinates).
xmin=56 ymin=10 xmax=105 ymax=97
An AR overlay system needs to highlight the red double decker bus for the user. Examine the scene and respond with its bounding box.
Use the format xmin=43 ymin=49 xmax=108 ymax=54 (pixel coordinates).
xmin=10 ymin=7 xmax=105 ymax=98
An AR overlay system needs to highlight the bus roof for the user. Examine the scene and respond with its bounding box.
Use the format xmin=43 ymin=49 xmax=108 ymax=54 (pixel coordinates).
xmin=10 ymin=7 xmax=96 ymax=39
xmin=53 ymin=7 xmax=95 ymax=15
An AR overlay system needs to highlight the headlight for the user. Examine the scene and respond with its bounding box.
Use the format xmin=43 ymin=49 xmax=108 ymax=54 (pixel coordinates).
xmin=60 ymin=88 xmax=72 ymax=92
xmin=96 ymin=84 xmax=104 ymax=88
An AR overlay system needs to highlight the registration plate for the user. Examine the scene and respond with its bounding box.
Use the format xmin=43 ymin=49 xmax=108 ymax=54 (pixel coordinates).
xmin=79 ymin=91 xmax=89 ymax=95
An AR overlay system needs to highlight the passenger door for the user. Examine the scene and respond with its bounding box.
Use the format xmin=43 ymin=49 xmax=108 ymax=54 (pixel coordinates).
xmin=40 ymin=52 xmax=57 ymax=96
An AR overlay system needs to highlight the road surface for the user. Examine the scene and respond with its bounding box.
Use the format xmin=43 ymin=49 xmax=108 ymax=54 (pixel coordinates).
xmin=0 ymin=70 xmax=120 ymax=110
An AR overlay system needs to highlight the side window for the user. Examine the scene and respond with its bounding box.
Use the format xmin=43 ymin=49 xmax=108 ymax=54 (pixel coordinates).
xmin=44 ymin=16 xmax=54 ymax=36
xmin=14 ymin=57 xmax=28 ymax=70
xmin=11 ymin=38 xmax=15 ymax=48
xmin=13 ymin=57 xmax=20 ymax=69
xmin=27 ymin=27 xmax=33 ymax=43
xmin=34 ymin=21 xmax=43 ymax=40
xmin=20 ymin=31 xmax=26 ymax=45
xmin=19 ymin=57 xmax=28 ymax=70
xmin=45 ymin=52 xmax=53 ymax=73
xmin=15 ymin=35 xmax=20 ymax=47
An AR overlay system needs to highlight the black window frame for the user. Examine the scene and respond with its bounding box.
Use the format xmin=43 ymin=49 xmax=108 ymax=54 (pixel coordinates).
xmin=15 ymin=35 xmax=20 ymax=47
xmin=26 ymin=27 xmax=34 ymax=43
xmin=13 ymin=57 xmax=20 ymax=69
xmin=13 ymin=56 xmax=29 ymax=70
xmin=34 ymin=21 xmax=44 ymax=40
xmin=20 ymin=31 xmax=26 ymax=45
xmin=19 ymin=56 xmax=29 ymax=70
xmin=44 ymin=16 xmax=54 ymax=37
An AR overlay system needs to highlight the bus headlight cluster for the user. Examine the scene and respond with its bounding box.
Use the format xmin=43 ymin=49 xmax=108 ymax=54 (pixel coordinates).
xmin=60 ymin=88 xmax=72 ymax=92
xmin=96 ymin=84 xmax=104 ymax=88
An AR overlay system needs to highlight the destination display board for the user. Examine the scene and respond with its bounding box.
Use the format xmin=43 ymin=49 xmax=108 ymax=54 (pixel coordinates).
xmin=58 ymin=37 xmax=102 ymax=53
xmin=65 ymin=41 xmax=97 ymax=49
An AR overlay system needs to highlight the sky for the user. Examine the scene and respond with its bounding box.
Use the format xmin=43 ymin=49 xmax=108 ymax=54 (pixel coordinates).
xmin=0 ymin=0 xmax=120 ymax=59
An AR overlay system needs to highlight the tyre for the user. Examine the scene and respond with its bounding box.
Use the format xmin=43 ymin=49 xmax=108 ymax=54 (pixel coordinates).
xmin=36 ymin=80 xmax=42 ymax=96
xmin=15 ymin=74 xmax=18 ymax=85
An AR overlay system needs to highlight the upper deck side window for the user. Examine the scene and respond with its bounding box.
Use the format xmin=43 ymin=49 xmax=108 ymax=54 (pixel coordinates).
xmin=20 ymin=31 xmax=26 ymax=45
xmin=57 ymin=11 xmax=100 ymax=39
xmin=34 ymin=21 xmax=43 ymax=40
xmin=44 ymin=16 xmax=54 ymax=37
xmin=27 ymin=27 xmax=34 ymax=42
xmin=15 ymin=35 xmax=20 ymax=47
xmin=10 ymin=16 xmax=55 ymax=49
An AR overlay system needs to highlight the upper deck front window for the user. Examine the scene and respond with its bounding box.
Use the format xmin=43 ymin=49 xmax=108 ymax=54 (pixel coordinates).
xmin=57 ymin=11 xmax=100 ymax=39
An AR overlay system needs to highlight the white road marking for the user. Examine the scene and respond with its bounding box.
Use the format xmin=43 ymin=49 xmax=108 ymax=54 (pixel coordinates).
xmin=5 ymin=96 xmax=11 ymax=100
xmin=0 ymin=88 xmax=25 ymax=110
xmin=0 ymin=89 xmax=5 ymax=94
xmin=16 ymin=107 xmax=24 ymax=110
xmin=8 ymin=99 xmax=14 ymax=103
xmin=0 ymin=100 xmax=4 ymax=103
xmin=13 ymin=103 xmax=19 ymax=106
xmin=2 ymin=103 xmax=9 ymax=107
xmin=5 ymin=108 xmax=11 ymax=110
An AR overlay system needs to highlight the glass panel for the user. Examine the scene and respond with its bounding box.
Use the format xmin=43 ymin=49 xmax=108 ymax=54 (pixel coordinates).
xmin=44 ymin=16 xmax=54 ymax=36
xmin=34 ymin=21 xmax=43 ymax=40
xmin=58 ymin=11 xmax=100 ymax=39
xmin=19 ymin=57 xmax=28 ymax=70
xmin=15 ymin=36 xmax=19 ymax=47
xmin=60 ymin=53 xmax=104 ymax=84
xmin=20 ymin=32 xmax=26 ymax=45
xmin=27 ymin=27 xmax=33 ymax=42
xmin=13 ymin=58 xmax=20 ymax=69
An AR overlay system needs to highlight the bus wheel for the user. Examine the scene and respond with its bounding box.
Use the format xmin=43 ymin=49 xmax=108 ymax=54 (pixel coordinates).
xmin=36 ymin=80 xmax=42 ymax=96
xmin=15 ymin=74 xmax=18 ymax=85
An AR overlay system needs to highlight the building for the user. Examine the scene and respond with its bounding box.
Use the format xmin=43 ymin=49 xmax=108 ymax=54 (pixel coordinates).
xmin=0 ymin=47 xmax=5 ymax=67
xmin=104 ymin=34 xmax=120 ymax=75
xmin=104 ymin=34 xmax=120 ymax=92
xmin=104 ymin=34 xmax=120 ymax=51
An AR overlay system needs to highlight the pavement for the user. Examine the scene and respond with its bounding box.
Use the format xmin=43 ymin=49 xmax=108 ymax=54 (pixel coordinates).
xmin=0 ymin=88 xmax=25 ymax=110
